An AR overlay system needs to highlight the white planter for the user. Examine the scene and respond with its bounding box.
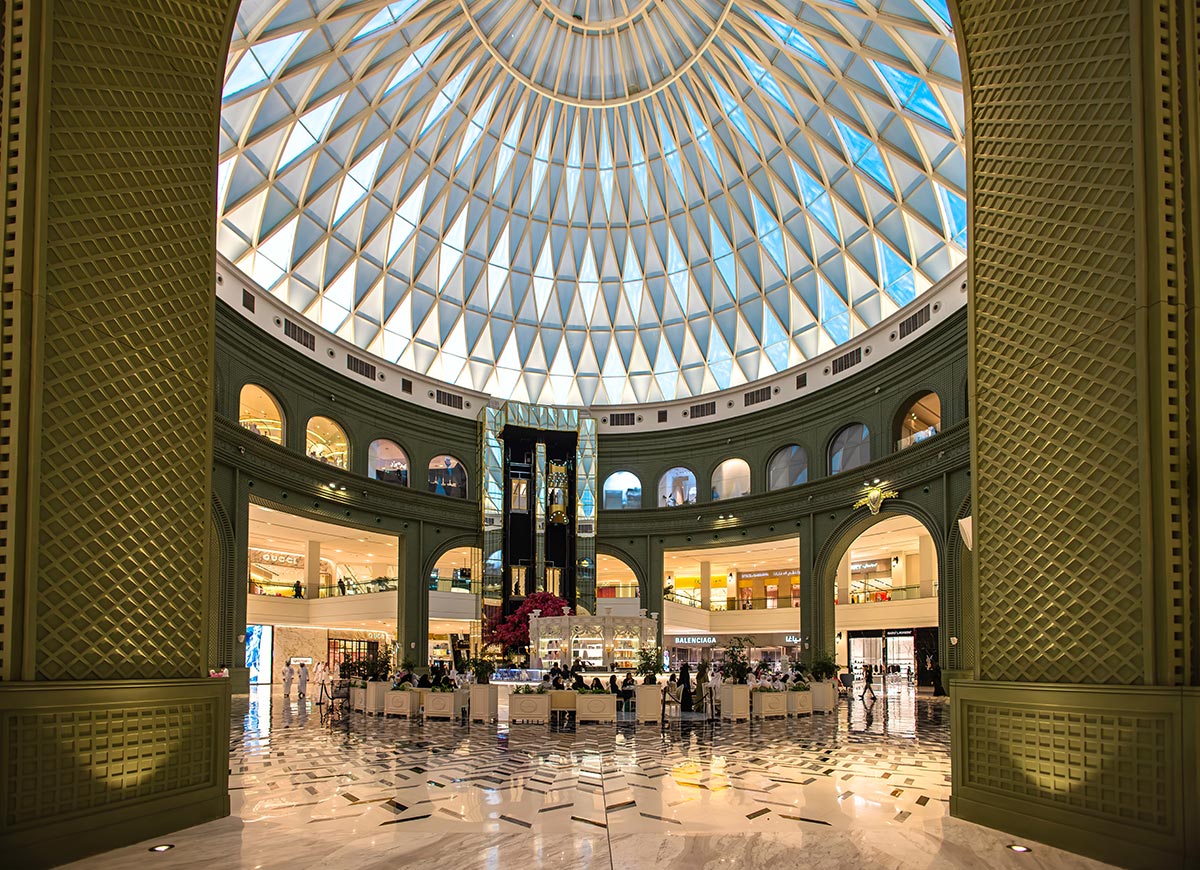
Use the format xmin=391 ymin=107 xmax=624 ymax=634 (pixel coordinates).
xmin=470 ymin=684 xmax=498 ymax=722
xmin=349 ymin=686 xmax=366 ymax=712
xmin=752 ymin=690 xmax=787 ymax=719
xmin=424 ymin=689 xmax=468 ymax=720
xmin=787 ymin=690 xmax=813 ymax=716
xmin=384 ymin=689 xmax=419 ymax=717
xmin=364 ymin=681 xmax=390 ymax=714
xmin=634 ymin=684 xmax=663 ymax=723
xmin=720 ymin=684 xmax=750 ymax=721
xmin=548 ymin=690 xmax=577 ymax=714
xmin=509 ymin=693 xmax=551 ymax=723
xmin=575 ymin=693 xmax=617 ymax=723
xmin=811 ymin=680 xmax=836 ymax=713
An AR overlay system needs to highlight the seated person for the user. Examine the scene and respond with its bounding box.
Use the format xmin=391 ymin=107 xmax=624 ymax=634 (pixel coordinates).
xmin=416 ymin=673 xmax=432 ymax=688
xmin=643 ymin=672 xmax=657 ymax=685
xmin=571 ymin=673 xmax=585 ymax=691
xmin=552 ymin=675 xmax=566 ymax=690
xmin=590 ymin=676 xmax=604 ymax=691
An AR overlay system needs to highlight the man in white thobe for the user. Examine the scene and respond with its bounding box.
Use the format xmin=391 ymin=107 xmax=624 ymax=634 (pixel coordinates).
xmin=281 ymin=662 xmax=295 ymax=697
xmin=297 ymin=662 xmax=309 ymax=699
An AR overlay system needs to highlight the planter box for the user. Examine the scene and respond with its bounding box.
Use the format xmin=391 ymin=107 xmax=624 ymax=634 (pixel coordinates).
xmin=364 ymin=681 xmax=390 ymax=714
xmin=575 ymin=693 xmax=617 ymax=723
xmin=752 ymin=691 xmax=787 ymax=719
xmin=811 ymin=680 xmax=836 ymax=714
xmin=470 ymin=684 xmax=498 ymax=722
xmin=786 ymin=690 xmax=813 ymax=716
xmin=509 ymin=693 xmax=551 ymax=723
xmin=548 ymin=689 xmax=577 ymax=713
xmin=424 ymin=689 xmax=468 ymax=720
xmin=384 ymin=689 xmax=419 ymax=717
xmin=634 ymin=684 xmax=663 ymax=724
xmin=349 ymin=686 xmax=366 ymax=712
xmin=720 ymin=684 xmax=750 ymax=721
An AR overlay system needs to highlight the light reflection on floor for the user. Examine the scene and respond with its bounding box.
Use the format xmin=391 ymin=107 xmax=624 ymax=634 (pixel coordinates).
xmin=64 ymin=686 xmax=1115 ymax=870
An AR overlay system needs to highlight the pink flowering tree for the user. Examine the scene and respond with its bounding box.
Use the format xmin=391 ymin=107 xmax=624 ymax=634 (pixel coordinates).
xmin=484 ymin=592 xmax=570 ymax=657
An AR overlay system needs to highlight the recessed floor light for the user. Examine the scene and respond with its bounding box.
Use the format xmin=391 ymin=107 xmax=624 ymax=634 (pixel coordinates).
xmin=148 ymin=844 xmax=175 ymax=852
xmin=1006 ymin=844 xmax=1032 ymax=853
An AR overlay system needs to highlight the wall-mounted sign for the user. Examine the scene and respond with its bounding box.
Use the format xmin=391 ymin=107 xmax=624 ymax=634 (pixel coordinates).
xmin=249 ymin=548 xmax=303 ymax=568
xmin=784 ymin=635 xmax=802 ymax=644
xmin=672 ymin=635 xmax=716 ymax=645
xmin=736 ymin=569 xmax=798 ymax=580
xmin=850 ymin=561 xmax=878 ymax=572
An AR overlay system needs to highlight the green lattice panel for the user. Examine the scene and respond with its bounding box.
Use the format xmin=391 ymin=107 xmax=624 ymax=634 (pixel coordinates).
xmin=31 ymin=1 xmax=229 ymax=680
xmin=959 ymin=0 xmax=1146 ymax=684
xmin=3 ymin=701 xmax=218 ymax=828
xmin=962 ymin=701 xmax=1171 ymax=831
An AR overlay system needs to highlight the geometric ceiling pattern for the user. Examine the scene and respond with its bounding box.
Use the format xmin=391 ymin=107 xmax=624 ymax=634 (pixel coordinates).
xmin=219 ymin=0 xmax=965 ymax=406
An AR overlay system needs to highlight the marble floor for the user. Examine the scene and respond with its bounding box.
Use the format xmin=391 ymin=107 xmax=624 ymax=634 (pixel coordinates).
xmin=65 ymin=686 xmax=1118 ymax=869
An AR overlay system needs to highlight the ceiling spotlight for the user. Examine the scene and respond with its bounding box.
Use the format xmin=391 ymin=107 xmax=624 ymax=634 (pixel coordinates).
xmin=1006 ymin=845 xmax=1032 ymax=853
xmin=873 ymin=478 xmax=880 ymax=484
xmin=329 ymin=482 xmax=337 ymax=488
xmin=148 ymin=844 xmax=175 ymax=853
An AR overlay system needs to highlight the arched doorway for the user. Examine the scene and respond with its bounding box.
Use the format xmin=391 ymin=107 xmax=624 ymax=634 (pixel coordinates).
xmin=594 ymin=552 xmax=641 ymax=616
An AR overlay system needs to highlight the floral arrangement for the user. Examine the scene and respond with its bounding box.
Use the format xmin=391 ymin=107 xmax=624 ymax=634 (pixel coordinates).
xmin=752 ymin=685 xmax=782 ymax=693
xmin=430 ymin=683 xmax=457 ymax=693
xmin=390 ymin=682 xmax=413 ymax=691
xmin=789 ymin=681 xmax=811 ymax=691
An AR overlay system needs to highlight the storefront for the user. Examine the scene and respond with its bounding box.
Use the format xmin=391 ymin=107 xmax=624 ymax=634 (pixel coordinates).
xmin=664 ymin=632 xmax=807 ymax=670
xmin=846 ymin=627 xmax=938 ymax=686
xmin=529 ymin=614 xmax=657 ymax=670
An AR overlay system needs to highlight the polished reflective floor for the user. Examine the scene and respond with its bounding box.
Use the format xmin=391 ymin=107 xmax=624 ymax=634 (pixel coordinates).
xmin=67 ymin=685 xmax=1116 ymax=869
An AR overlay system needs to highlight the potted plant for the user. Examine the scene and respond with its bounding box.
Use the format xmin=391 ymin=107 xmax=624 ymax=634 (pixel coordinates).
xmin=467 ymin=657 xmax=499 ymax=722
xmin=634 ymin=647 xmax=665 ymax=724
xmin=424 ymin=682 xmax=468 ymax=720
xmin=751 ymin=684 xmax=788 ymax=719
xmin=786 ymin=680 xmax=813 ymax=716
xmin=809 ymin=651 xmax=838 ymax=714
xmin=720 ymin=636 xmax=754 ymax=721
xmin=509 ymin=683 xmax=550 ymax=723
xmin=575 ymin=684 xmax=617 ymax=723
xmin=384 ymin=681 xmax=419 ymax=717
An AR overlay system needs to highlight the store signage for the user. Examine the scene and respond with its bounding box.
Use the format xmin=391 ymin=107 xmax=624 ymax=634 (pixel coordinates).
xmin=250 ymin=548 xmax=303 ymax=568
xmin=736 ymin=569 xmax=797 ymax=580
xmin=850 ymin=561 xmax=878 ymax=571
xmin=673 ymin=635 xmax=716 ymax=645
xmin=784 ymin=635 xmax=802 ymax=644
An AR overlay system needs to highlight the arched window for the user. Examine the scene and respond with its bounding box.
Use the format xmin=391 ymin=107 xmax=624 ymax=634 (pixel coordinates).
xmin=306 ymin=415 xmax=348 ymax=468
xmin=602 ymin=471 xmax=642 ymax=509
xmin=829 ymin=424 xmax=870 ymax=475
xmin=239 ymin=384 xmax=284 ymax=444
xmin=897 ymin=392 xmax=941 ymax=449
xmin=657 ymin=467 xmax=696 ymax=507
xmin=768 ymin=445 xmax=809 ymax=490
xmin=597 ymin=554 xmax=639 ymax=599
xmin=368 ymin=439 xmax=409 ymax=485
xmin=710 ymin=458 xmax=751 ymax=501
xmin=428 ymin=454 xmax=468 ymax=498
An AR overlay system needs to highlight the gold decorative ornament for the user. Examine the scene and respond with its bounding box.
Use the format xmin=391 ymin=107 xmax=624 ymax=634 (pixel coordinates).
xmin=854 ymin=485 xmax=899 ymax=515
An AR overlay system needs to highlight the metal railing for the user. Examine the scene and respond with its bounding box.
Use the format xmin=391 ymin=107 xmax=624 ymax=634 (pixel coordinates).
xmin=896 ymin=425 xmax=938 ymax=451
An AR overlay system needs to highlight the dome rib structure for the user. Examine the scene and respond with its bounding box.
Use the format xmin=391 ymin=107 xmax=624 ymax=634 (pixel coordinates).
xmin=219 ymin=0 xmax=966 ymax=406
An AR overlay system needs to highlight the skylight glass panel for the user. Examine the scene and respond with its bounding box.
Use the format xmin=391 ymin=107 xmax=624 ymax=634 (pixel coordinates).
xmin=385 ymin=34 xmax=449 ymax=95
xmin=420 ymin=63 xmax=473 ymax=136
xmin=755 ymin=12 xmax=828 ymax=68
xmin=655 ymin=108 xmax=686 ymax=198
xmin=877 ymin=240 xmax=916 ymax=306
xmin=936 ymin=183 xmax=968 ymax=245
xmin=684 ymin=102 xmax=722 ymax=180
xmin=752 ymin=195 xmax=787 ymax=272
xmin=492 ymin=102 xmax=526 ymax=193
xmin=709 ymin=76 xmax=760 ymax=155
xmin=820 ymin=278 xmax=850 ymax=344
xmin=733 ymin=48 xmax=794 ymax=117
xmin=352 ymin=0 xmax=422 ymax=42
xmin=833 ymin=118 xmax=894 ymax=193
xmin=628 ymin=122 xmax=649 ymax=208
xmin=456 ymin=89 xmax=499 ymax=169
xmin=599 ymin=118 xmax=615 ymax=217
xmin=792 ymin=160 xmax=839 ymax=241
xmin=872 ymin=62 xmax=950 ymax=130
xmin=223 ymin=31 xmax=303 ymax=98
xmin=924 ymin=0 xmax=953 ymax=27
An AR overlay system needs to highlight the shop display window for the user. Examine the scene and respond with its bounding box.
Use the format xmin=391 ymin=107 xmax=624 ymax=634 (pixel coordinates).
xmin=767 ymin=444 xmax=808 ymax=490
xmin=829 ymin=423 xmax=870 ymax=475
xmin=602 ymin=471 xmax=642 ymax=509
xmin=658 ymin=466 xmax=697 ymax=507
xmin=428 ymin=454 xmax=468 ymax=498
xmin=368 ymin=439 xmax=409 ymax=485
xmin=570 ymin=627 xmax=604 ymax=669
xmin=710 ymin=458 xmax=751 ymax=501
xmin=239 ymin=384 xmax=285 ymax=444
xmin=328 ymin=638 xmax=378 ymax=675
xmin=306 ymin=415 xmax=349 ymax=468
xmin=765 ymin=583 xmax=778 ymax=608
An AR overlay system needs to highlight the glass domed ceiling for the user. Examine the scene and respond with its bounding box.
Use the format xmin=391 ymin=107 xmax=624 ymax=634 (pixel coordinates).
xmin=219 ymin=0 xmax=965 ymax=406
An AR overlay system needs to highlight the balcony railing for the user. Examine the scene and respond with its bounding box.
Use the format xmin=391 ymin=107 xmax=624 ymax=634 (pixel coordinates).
xmin=840 ymin=584 xmax=928 ymax=604
xmin=664 ymin=591 xmax=801 ymax=611
xmin=896 ymin=425 xmax=938 ymax=451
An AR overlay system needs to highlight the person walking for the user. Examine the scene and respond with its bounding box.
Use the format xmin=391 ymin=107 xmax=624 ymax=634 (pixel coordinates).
xmin=860 ymin=662 xmax=877 ymax=701
xmin=337 ymin=577 xmax=346 ymax=596
xmin=292 ymin=580 xmax=303 ymax=599
xmin=297 ymin=662 xmax=309 ymax=699
xmin=281 ymin=661 xmax=295 ymax=697
xmin=679 ymin=662 xmax=693 ymax=712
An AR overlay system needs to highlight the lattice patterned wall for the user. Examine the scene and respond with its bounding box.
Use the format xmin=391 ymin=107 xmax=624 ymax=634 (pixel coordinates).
xmin=29 ymin=1 xmax=228 ymax=680
xmin=960 ymin=0 xmax=1146 ymax=685
xmin=2 ymin=698 xmax=220 ymax=829
xmin=960 ymin=699 xmax=1172 ymax=832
